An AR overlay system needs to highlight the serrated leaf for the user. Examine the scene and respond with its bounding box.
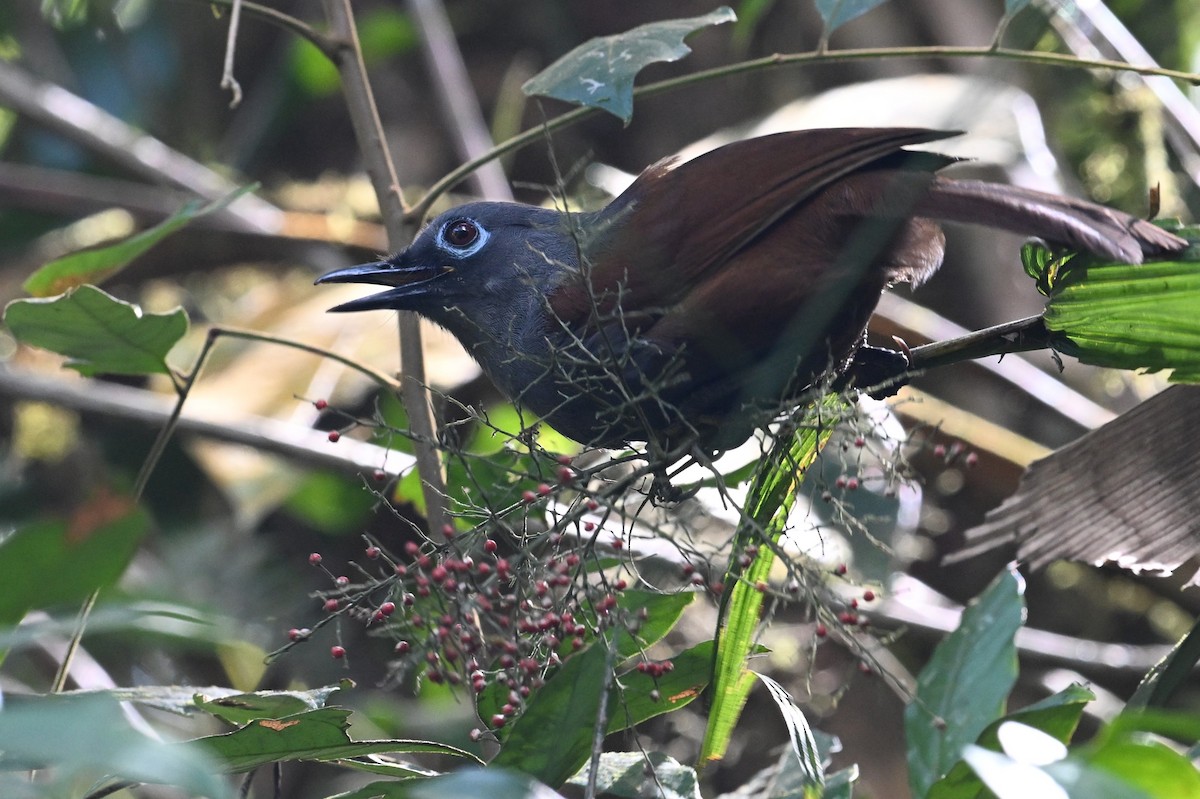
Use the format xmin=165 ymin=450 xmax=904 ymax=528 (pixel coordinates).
xmin=4 ymin=284 xmax=187 ymax=376
xmin=565 ymin=752 xmax=700 ymax=799
xmin=1044 ymin=259 xmax=1200 ymax=382
xmin=23 ymin=187 xmax=254 ymax=297
xmin=701 ymin=397 xmax=840 ymax=764
xmin=522 ymin=7 xmax=736 ymax=123
xmin=814 ymin=0 xmax=887 ymax=33
xmin=905 ymin=566 xmax=1026 ymax=798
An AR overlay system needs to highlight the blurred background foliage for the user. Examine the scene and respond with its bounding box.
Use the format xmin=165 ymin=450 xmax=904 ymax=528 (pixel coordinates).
xmin=1 ymin=1 xmax=1200 ymax=796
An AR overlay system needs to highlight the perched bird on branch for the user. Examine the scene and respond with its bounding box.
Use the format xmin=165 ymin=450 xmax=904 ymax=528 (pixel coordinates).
xmin=318 ymin=128 xmax=1185 ymax=453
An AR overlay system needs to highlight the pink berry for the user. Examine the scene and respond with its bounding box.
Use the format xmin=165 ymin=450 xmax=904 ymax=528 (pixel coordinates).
xmin=379 ymin=601 xmax=396 ymax=615
xmin=522 ymin=490 xmax=537 ymax=504
xmin=365 ymin=546 xmax=380 ymax=559
xmin=327 ymin=430 xmax=340 ymax=443
xmin=330 ymin=645 xmax=346 ymax=659
xmin=314 ymin=399 xmax=328 ymax=410
xmin=308 ymin=553 xmax=322 ymax=566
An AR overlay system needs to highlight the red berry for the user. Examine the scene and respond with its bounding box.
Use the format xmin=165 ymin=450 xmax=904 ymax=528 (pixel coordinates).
xmin=557 ymin=454 xmax=572 ymax=466
xmin=586 ymin=499 xmax=599 ymax=512
xmin=611 ymin=538 xmax=623 ymax=550
xmin=308 ymin=553 xmax=323 ymax=566
xmin=484 ymin=539 xmax=498 ymax=553
xmin=491 ymin=714 xmax=506 ymax=728
xmin=327 ymin=430 xmax=341 ymax=443
xmin=395 ymin=640 xmax=410 ymax=653
xmin=966 ymin=451 xmax=979 ymax=468
xmin=846 ymin=477 xmax=859 ymax=491
xmin=834 ymin=563 xmax=847 ymax=576
xmin=854 ymin=435 xmax=865 ymax=448
xmin=335 ymin=575 xmax=349 ymax=587
xmin=933 ymin=443 xmax=947 ymax=458
xmin=815 ymin=623 xmax=828 ymax=638
xmin=288 ymin=627 xmax=308 ymax=641
xmin=324 ymin=598 xmax=339 ymax=612
xmin=557 ymin=466 xmax=574 ymax=483
xmin=442 ymin=523 xmax=456 ymax=539
xmin=379 ymin=601 xmax=396 ymax=616
xmin=373 ymin=470 xmax=386 ymax=482
xmin=330 ymin=645 xmax=346 ymax=659
xmin=314 ymin=399 xmax=328 ymax=410
xmin=863 ymin=590 xmax=876 ymax=602
xmin=365 ymin=546 xmax=380 ymax=559
xmin=537 ymin=482 xmax=553 ymax=497
xmin=521 ymin=490 xmax=537 ymax=504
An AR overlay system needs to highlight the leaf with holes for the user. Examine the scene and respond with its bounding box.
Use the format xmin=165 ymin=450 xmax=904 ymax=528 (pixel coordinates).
xmin=4 ymin=284 xmax=188 ymax=376
xmin=522 ymin=7 xmax=735 ymax=124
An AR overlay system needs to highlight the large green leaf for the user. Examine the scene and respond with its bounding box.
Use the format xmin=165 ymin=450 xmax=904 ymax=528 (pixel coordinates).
xmin=491 ymin=642 xmax=609 ymax=786
xmin=928 ymin=683 xmax=1094 ymax=798
xmin=4 ymin=284 xmax=188 ymax=376
xmin=23 ymin=188 xmax=253 ymax=297
xmin=194 ymin=707 xmax=477 ymax=773
xmin=0 ymin=499 xmax=149 ymax=629
xmin=0 ymin=693 xmax=231 ymax=799
xmin=905 ymin=566 xmax=1026 ymax=798
xmin=1045 ymin=259 xmax=1200 ymax=381
xmin=522 ymin=7 xmax=735 ymax=123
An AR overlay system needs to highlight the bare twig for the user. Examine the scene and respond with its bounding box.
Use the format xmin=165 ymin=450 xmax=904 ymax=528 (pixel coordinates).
xmin=0 ymin=365 xmax=413 ymax=478
xmin=0 ymin=60 xmax=279 ymax=233
xmin=320 ymin=0 xmax=449 ymax=539
xmin=219 ymin=0 xmax=245 ymax=108
xmin=406 ymin=0 xmax=512 ymax=201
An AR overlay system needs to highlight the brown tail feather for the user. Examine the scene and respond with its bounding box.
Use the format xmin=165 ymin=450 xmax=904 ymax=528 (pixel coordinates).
xmin=917 ymin=178 xmax=1186 ymax=263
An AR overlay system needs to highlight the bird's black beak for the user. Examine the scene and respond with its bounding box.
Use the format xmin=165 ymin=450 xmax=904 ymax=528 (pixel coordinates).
xmin=315 ymin=259 xmax=452 ymax=312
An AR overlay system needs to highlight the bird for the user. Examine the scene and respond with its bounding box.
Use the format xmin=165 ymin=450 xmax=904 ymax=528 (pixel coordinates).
xmin=317 ymin=128 xmax=1185 ymax=454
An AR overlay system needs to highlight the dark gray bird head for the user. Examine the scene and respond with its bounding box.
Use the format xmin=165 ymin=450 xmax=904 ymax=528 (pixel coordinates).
xmin=316 ymin=202 xmax=578 ymax=325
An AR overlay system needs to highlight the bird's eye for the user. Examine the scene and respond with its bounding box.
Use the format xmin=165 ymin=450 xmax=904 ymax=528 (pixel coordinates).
xmin=443 ymin=219 xmax=479 ymax=248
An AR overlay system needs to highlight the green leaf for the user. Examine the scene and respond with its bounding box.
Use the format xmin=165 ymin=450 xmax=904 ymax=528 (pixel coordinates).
xmin=328 ymin=768 xmax=564 ymax=799
xmin=0 ymin=499 xmax=148 ymax=628
xmin=1041 ymin=255 xmax=1200 ymax=382
xmin=1129 ymin=614 xmax=1200 ymax=710
xmin=4 ymin=284 xmax=188 ymax=376
xmin=607 ymin=640 xmax=714 ymax=734
xmin=0 ymin=693 xmax=231 ymax=798
xmin=565 ymin=752 xmax=700 ymax=799
xmin=904 ymin=566 xmax=1025 ymax=798
xmin=814 ymin=0 xmax=887 ymax=33
xmin=701 ymin=397 xmax=840 ymax=763
xmin=22 ymin=187 xmax=254 ymax=297
xmin=492 ymin=642 xmax=608 ymax=786
xmin=194 ymin=683 xmax=352 ymax=726
xmin=521 ymin=7 xmax=736 ymax=123
xmin=964 ymin=743 xmax=1149 ymax=799
xmin=194 ymin=707 xmax=477 ymax=773
xmin=928 ymin=683 xmax=1094 ymax=798
xmin=614 ymin=589 xmax=695 ymax=657
xmin=1082 ymin=738 xmax=1200 ymax=799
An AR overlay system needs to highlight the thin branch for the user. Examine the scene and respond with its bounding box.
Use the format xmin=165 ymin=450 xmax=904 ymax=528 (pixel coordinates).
xmin=219 ymin=0 xmax=245 ymax=108
xmin=0 ymin=365 xmax=413 ymax=478
xmin=320 ymin=0 xmax=449 ymax=539
xmin=406 ymin=0 xmax=512 ymax=201
xmin=169 ymin=0 xmax=339 ymax=57
xmin=0 ymin=60 xmax=280 ymax=233
xmin=906 ymin=314 xmax=1053 ymax=372
xmin=411 ymin=45 xmax=1200 ymax=221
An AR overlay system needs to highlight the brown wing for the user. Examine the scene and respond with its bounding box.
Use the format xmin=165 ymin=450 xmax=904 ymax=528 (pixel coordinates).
xmin=549 ymin=127 xmax=958 ymax=324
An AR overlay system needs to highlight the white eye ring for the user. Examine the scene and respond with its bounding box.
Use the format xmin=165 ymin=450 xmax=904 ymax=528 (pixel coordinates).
xmin=437 ymin=218 xmax=490 ymax=258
